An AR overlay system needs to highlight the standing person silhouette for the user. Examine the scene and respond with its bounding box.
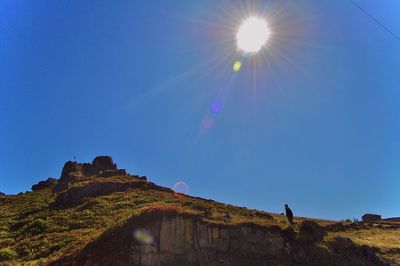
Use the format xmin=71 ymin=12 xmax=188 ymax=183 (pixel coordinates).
xmin=285 ymin=204 xmax=294 ymax=226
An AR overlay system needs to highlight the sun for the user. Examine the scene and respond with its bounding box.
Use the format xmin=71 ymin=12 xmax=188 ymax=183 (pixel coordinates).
xmin=236 ymin=16 xmax=270 ymax=54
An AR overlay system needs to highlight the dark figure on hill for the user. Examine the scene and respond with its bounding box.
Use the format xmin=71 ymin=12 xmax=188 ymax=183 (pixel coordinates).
xmin=285 ymin=204 xmax=294 ymax=226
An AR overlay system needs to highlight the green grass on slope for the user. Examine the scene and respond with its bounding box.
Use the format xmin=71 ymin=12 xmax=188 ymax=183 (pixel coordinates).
xmin=0 ymin=176 xmax=290 ymax=264
xmin=1 ymin=176 xmax=399 ymax=265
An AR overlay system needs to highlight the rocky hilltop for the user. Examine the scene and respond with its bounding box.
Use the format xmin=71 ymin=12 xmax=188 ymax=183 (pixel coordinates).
xmin=0 ymin=156 xmax=399 ymax=265
xmin=56 ymin=156 xmax=129 ymax=190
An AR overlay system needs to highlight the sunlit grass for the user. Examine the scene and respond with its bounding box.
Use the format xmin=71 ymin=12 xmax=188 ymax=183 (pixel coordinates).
xmin=1 ymin=176 xmax=399 ymax=264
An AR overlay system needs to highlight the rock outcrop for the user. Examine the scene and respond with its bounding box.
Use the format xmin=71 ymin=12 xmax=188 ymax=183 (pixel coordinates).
xmin=60 ymin=156 xmax=125 ymax=181
xmin=31 ymin=177 xmax=58 ymax=191
xmin=54 ymin=208 xmax=287 ymax=266
xmin=53 ymin=208 xmax=388 ymax=266
xmin=131 ymin=215 xmax=285 ymax=266
xmin=298 ymin=220 xmax=325 ymax=244
xmin=91 ymin=156 xmax=118 ymax=171
xmin=362 ymin=214 xmax=381 ymax=223
xmin=49 ymin=157 xmax=171 ymax=208
xmin=55 ymin=156 xmax=128 ymax=192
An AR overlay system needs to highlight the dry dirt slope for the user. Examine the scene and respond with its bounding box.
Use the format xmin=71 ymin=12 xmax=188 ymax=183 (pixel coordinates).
xmin=0 ymin=156 xmax=399 ymax=265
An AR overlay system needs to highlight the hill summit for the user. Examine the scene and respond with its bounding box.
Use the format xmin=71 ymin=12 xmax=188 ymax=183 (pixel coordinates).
xmin=0 ymin=156 xmax=399 ymax=265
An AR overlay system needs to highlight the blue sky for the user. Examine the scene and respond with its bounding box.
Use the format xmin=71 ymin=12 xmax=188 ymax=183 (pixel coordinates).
xmin=1 ymin=0 xmax=399 ymax=220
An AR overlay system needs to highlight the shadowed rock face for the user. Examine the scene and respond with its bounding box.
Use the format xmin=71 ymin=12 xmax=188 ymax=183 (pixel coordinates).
xmin=92 ymin=156 xmax=117 ymax=171
xmin=298 ymin=220 xmax=325 ymax=243
xmin=52 ymin=180 xmax=147 ymax=208
xmin=31 ymin=177 xmax=58 ymax=191
xmin=135 ymin=216 xmax=285 ymax=266
xmin=53 ymin=211 xmax=388 ymax=266
xmin=53 ymin=211 xmax=287 ymax=266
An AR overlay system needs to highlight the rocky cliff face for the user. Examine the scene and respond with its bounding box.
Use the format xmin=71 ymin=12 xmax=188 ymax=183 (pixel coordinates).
xmin=130 ymin=212 xmax=285 ymax=266
xmin=60 ymin=156 xmax=124 ymax=181
xmin=55 ymin=156 xmax=128 ymax=192
xmin=53 ymin=208 xmax=387 ymax=266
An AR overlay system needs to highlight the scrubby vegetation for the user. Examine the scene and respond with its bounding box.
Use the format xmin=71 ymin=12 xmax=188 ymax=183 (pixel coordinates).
xmin=0 ymin=174 xmax=399 ymax=265
xmin=0 ymin=176 xmax=284 ymax=264
xmin=0 ymin=247 xmax=17 ymax=262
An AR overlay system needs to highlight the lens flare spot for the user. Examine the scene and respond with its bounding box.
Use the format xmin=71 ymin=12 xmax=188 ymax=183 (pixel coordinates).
xmin=211 ymin=102 xmax=222 ymax=113
xmin=233 ymin=60 xmax=242 ymax=72
xmin=133 ymin=228 xmax=154 ymax=245
xmin=173 ymin=181 xmax=189 ymax=195
xmin=201 ymin=116 xmax=214 ymax=130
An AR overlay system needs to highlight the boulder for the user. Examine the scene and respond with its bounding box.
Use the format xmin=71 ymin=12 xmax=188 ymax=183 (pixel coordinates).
xmin=32 ymin=177 xmax=58 ymax=191
xmin=298 ymin=220 xmax=325 ymax=244
xmin=92 ymin=156 xmax=117 ymax=171
xmin=56 ymin=161 xmax=85 ymax=192
xmin=60 ymin=161 xmax=83 ymax=180
xmin=362 ymin=214 xmax=381 ymax=223
xmin=0 ymin=192 xmax=5 ymax=197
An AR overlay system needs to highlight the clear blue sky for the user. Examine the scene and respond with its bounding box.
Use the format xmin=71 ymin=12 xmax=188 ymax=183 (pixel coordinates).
xmin=1 ymin=0 xmax=399 ymax=220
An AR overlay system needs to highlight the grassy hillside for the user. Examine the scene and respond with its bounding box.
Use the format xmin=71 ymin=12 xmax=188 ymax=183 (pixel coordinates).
xmin=0 ymin=175 xmax=284 ymax=264
xmin=0 ymin=171 xmax=399 ymax=265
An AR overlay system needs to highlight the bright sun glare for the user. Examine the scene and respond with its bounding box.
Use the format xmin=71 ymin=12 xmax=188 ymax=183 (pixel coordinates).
xmin=236 ymin=16 xmax=270 ymax=54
